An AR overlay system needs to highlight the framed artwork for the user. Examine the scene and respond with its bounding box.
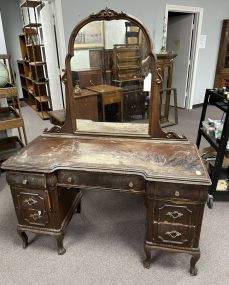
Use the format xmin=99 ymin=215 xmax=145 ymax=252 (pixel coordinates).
xmin=74 ymin=21 xmax=104 ymax=49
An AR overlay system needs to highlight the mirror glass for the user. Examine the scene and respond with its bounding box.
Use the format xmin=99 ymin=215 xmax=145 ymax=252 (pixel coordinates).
xmin=70 ymin=19 xmax=151 ymax=134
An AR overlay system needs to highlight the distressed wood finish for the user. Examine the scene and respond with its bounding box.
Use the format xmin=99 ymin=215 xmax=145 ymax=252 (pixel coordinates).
xmin=2 ymin=134 xmax=210 ymax=274
xmin=2 ymin=8 xmax=211 ymax=275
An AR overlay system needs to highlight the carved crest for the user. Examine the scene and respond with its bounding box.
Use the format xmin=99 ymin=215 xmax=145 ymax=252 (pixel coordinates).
xmin=90 ymin=7 xmax=126 ymax=20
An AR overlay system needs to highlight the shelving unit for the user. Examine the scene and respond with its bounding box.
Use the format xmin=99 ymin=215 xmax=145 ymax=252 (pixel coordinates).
xmin=196 ymin=89 xmax=229 ymax=207
xmin=17 ymin=0 xmax=52 ymax=119
xmin=0 ymin=54 xmax=27 ymax=162
xmin=112 ymin=45 xmax=145 ymax=120
xmin=214 ymin=19 xmax=229 ymax=87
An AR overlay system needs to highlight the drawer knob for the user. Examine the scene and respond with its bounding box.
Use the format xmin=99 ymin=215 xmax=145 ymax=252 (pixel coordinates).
xmin=174 ymin=191 xmax=180 ymax=197
xmin=24 ymin=198 xmax=38 ymax=206
xmin=67 ymin=177 xmax=72 ymax=183
xmin=166 ymin=211 xmax=183 ymax=219
xmin=165 ymin=230 xmax=181 ymax=239
xmin=129 ymin=181 xmax=134 ymax=188
xmin=22 ymin=179 xmax=28 ymax=185
xmin=30 ymin=211 xmax=42 ymax=221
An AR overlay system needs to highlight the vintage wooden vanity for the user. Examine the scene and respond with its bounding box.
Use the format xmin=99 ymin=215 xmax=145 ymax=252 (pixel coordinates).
xmin=2 ymin=8 xmax=210 ymax=276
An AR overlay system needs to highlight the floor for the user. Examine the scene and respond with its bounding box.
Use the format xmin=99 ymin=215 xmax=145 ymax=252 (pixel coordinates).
xmin=0 ymin=104 xmax=229 ymax=285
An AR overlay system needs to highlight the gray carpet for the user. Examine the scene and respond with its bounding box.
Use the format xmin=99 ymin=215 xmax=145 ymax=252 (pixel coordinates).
xmin=0 ymin=105 xmax=229 ymax=285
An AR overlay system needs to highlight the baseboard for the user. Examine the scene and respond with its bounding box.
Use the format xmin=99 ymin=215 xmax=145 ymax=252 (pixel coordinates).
xmin=192 ymin=103 xmax=203 ymax=109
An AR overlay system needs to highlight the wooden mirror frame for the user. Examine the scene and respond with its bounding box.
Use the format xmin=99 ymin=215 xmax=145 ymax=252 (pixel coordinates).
xmin=59 ymin=8 xmax=181 ymax=139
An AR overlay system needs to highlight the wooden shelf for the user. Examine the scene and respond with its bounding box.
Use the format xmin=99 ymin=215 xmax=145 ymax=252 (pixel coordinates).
xmin=35 ymin=96 xmax=50 ymax=103
xmin=33 ymin=79 xmax=49 ymax=85
xmin=24 ymin=23 xmax=42 ymax=28
xmin=0 ymin=107 xmax=24 ymax=131
xmin=21 ymin=1 xmax=42 ymax=8
xmin=18 ymin=2 xmax=52 ymax=120
xmin=0 ymin=84 xmax=18 ymax=99
xmin=37 ymin=111 xmax=49 ymax=119
xmin=30 ymin=61 xmax=46 ymax=66
xmin=26 ymin=43 xmax=44 ymax=47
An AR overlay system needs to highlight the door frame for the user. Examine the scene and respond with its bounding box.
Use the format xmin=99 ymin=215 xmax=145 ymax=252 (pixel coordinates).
xmin=165 ymin=5 xmax=203 ymax=109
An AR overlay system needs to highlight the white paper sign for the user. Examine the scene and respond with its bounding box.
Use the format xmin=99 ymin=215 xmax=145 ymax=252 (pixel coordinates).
xmin=143 ymin=73 xmax=152 ymax=92
xmin=199 ymin=35 xmax=207 ymax=49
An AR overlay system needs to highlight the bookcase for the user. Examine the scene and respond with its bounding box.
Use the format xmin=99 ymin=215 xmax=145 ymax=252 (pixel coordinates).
xmin=17 ymin=0 xmax=52 ymax=119
xmin=112 ymin=45 xmax=145 ymax=120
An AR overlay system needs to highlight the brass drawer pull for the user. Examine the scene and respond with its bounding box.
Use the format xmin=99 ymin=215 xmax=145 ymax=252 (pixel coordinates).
xmin=129 ymin=181 xmax=134 ymax=188
xmin=166 ymin=211 xmax=183 ymax=219
xmin=174 ymin=191 xmax=180 ymax=197
xmin=24 ymin=198 xmax=38 ymax=206
xmin=22 ymin=179 xmax=28 ymax=185
xmin=165 ymin=230 xmax=181 ymax=239
xmin=67 ymin=177 xmax=72 ymax=183
xmin=29 ymin=211 xmax=42 ymax=221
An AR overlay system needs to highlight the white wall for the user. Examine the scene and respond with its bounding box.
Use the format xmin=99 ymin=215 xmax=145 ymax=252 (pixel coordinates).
xmin=60 ymin=0 xmax=229 ymax=106
xmin=0 ymin=0 xmax=23 ymax=98
xmin=0 ymin=12 xmax=6 ymax=54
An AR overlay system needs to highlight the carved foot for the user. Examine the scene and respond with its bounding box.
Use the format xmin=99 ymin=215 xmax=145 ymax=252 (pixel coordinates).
xmin=143 ymin=244 xmax=151 ymax=269
xmin=17 ymin=229 xmax=28 ymax=249
xmin=190 ymin=252 xmax=200 ymax=276
xmin=56 ymin=235 xmax=66 ymax=255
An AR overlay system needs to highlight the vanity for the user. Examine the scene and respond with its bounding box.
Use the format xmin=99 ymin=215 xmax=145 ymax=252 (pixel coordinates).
xmin=2 ymin=8 xmax=211 ymax=276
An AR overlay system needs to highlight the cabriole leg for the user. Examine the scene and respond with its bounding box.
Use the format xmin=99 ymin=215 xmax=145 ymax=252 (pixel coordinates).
xmin=56 ymin=234 xmax=66 ymax=255
xmin=190 ymin=251 xmax=200 ymax=276
xmin=143 ymin=244 xmax=152 ymax=269
xmin=17 ymin=228 xmax=28 ymax=249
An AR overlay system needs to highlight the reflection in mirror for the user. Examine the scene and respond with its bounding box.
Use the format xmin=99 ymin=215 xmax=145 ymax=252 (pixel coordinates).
xmin=70 ymin=19 xmax=151 ymax=133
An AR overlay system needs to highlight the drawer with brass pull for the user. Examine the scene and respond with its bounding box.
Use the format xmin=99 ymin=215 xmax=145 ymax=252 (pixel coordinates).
xmin=7 ymin=171 xmax=46 ymax=189
xmin=19 ymin=209 xmax=49 ymax=227
xmin=154 ymin=223 xmax=194 ymax=247
xmin=57 ymin=170 xmax=145 ymax=193
xmin=154 ymin=182 xmax=206 ymax=202
xmin=155 ymin=201 xmax=198 ymax=225
xmin=13 ymin=189 xmax=47 ymax=211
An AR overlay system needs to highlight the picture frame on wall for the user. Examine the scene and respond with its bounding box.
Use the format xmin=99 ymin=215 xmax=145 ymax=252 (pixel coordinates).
xmin=74 ymin=21 xmax=104 ymax=49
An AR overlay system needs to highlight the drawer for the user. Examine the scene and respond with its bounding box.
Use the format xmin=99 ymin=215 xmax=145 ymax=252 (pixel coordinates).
xmin=13 ymin=189 xmax=47 ymax=211
xmin=103 ymin=93 xmax=121 ymax=105
xmin=154 ymin=223 xmax=194 ymax=247
xmin=57 ymin=170 xmax=145 ymax=193
xmin=154 ymin=182 xmax=204 ymax=202
xmin=155 ymin=201 xmax=197 ymax=226
xmin=7 ymin=171 xmax=46 ymax=189
xmin=18 ymin=209 xmax=49 ymax=227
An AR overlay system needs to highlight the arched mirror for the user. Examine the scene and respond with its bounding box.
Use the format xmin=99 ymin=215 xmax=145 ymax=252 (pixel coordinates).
xmin=60 ymin=8 xmax=181 ymax=139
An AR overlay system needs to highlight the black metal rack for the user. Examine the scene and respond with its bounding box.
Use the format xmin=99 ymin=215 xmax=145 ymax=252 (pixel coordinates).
xmin=196 ymin=89 xmax=229 ymax=208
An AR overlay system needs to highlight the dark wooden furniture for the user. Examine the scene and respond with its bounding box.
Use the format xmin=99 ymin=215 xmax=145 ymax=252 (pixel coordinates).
xmin=214 ymin=20 xmax=229 ymax=88
xmin=2 ymin=8 xmax=210 ymax=276
xmin=0 ymin=54 xmax=27 ymax=162
xmin=18 ymin=0 xmax=51 ymax=119
xmin=2 ymin=135 xmax=210 ymax=276
xmin=112 ymin=45 xmax=145 ymax=120
xmin=196 ymin=89 xmax=229 ymax=208
xmin=156 ymin=54 xmax=177 ymax=125
xmin=86 ymin=84 xmax=123 ymax=122
xmin=73 ymin=89 xmax=99 ymax=121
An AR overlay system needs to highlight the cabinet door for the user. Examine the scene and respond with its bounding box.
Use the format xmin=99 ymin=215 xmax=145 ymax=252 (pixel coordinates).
xmin=75 ymin=96 xmax=98 ymax=121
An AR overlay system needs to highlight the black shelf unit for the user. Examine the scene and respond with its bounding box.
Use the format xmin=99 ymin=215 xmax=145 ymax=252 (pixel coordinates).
xmin=196 ymin=89 xmax=229 ymax=207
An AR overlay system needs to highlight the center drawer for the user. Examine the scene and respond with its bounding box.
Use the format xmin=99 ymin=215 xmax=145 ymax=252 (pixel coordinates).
xmin=57 ymin=170 xmax=145 ymax=193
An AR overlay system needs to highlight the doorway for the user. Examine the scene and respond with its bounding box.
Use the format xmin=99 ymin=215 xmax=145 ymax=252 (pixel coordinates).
xmin=164 ymin=5 xmax=203 ymax=109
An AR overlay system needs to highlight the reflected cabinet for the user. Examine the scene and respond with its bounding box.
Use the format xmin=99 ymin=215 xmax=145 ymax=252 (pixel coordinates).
xmin=2 ymin=8 xmax=210 ymax=276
